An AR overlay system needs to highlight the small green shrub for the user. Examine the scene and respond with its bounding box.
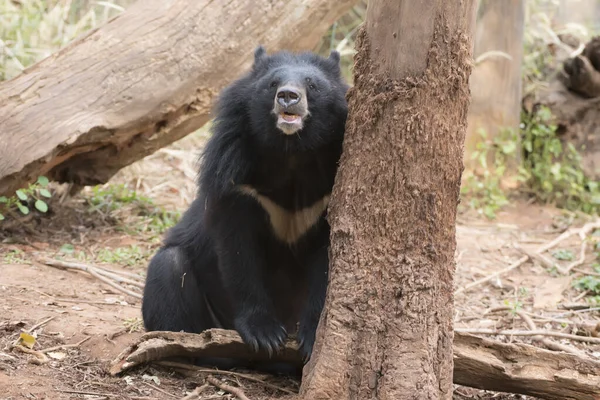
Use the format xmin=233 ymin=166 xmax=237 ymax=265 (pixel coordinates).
xmin=85 ymin=183 xmax=181 ymax=235
xmin=519 ymin=106 xmax=600 ymax=215
xmin=0 ymin=176 xmax=52 ymax=221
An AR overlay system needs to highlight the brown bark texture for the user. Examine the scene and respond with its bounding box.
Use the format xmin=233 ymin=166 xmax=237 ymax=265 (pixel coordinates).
xmin=0 ymin=0 xmax=359 ymax=197
xmin=109 ymin=329 xmax=600 ymax=400
xmin=465 ymin=0 xmax=525 ymax=170
xmin=535 ymin=36 xmax=600 ymax=181
xmin=299 ymin=1 xmax=477 ymax=399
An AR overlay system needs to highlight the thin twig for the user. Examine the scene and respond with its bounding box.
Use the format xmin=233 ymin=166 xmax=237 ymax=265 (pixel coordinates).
xmin=573 ymin=268 xmax=600 ymax=278
xmin=59 ymin=389 xmax=116 ymax=397
xmin=43 ymin=258 xmax=144 ymax=280
xmin=12 ymin=315 xmax=57 ymax=347
xmin=562 ymin=221 xmax=600 ymax=273
xmin=206 ymin=376 xmax=250 ymax=400
xmin=180 ymin=384 xmax=209 ymax=400
xmin=555 ymin=307 xmax=600 ymax=318
xmin=456 ymin=220 xmax=600 ymax=294
xmin=456 ymin=328 xmax=600 ymax=343
xmin=53 ymin=297 xmax=135 ymax=306
xmin=92 ymin=268 xmax=145 ymax=288
xmin=35 ymin=259 xmax=142 ymax=299
xmin=142 ymin=382 xmax=178 ymax=398
xmin=514 ymin=243 xmax=557 ymax=270
xmin=13 ymin=344 xmax=49 ymax=364
xmin=572 ymin=290 xmax=589 ymax=302
xmin=515 ymin=310 xmax=586 ymax=356
xmin=40 ymin=336 xmax=91 ymax=353
xmin=28 ymin=315 xmax=56 ymax=332
xmin=156 ymin=361 xmax=297 ymax=395
xmin=455 ymin=255 xmax=528 ymax=295
xmin=486 ymin=307 xmax=586 ymax=356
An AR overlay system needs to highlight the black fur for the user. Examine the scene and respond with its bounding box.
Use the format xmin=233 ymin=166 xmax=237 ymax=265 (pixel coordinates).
xmin=141 ymin=46 xmax=349 ymax=369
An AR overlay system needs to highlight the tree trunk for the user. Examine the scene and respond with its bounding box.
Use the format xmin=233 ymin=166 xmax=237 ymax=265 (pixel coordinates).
xmin=299 ymin=1 xmax=477 ymax=399
xmin=0 ymin=0 xmax=359 ymax=197
xmin=465 ymin=0 xmax=525 ymax=175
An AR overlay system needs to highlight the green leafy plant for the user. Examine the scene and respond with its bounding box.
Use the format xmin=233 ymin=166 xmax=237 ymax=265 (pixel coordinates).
xmin=2 ymin=248 xmax=27 ymax=264
xmin=96 ymin=245 xmax=149 ymax=267
xmin=0 ymin=176 xmax=52 ymax=221
xmin=574 ymin=275 xmax=600 ymax=295
xmin=519 ymin=106 xmax=600 ymax=214
xmin=552 ymin=249 xmax=575 ymax=261
xmin=460 ymin=127 xmax=519 ymax=219
xmin=85 ymin=183 xmax=181 ymax=235
xmin=87 ymin=184 xmax=155 ymax=214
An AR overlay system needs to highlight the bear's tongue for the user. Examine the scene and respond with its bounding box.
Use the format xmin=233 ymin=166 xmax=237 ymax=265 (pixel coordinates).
xmin=281 ymin=113 xmax=300 ymax=122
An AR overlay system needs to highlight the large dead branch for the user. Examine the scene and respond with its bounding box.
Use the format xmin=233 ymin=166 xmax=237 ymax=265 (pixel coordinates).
xmin=0 ymin=0 xmax=359 ymax=196
xmin=453 ymin=332 xmax=600 ymax=400
xmin=109 ymin=329 xmax=600 ymax=400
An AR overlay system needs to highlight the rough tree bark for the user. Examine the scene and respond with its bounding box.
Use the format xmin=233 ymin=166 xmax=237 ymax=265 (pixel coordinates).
xmin=299 ymin=1 xmax=477 ymax=399
xmin=465 ymin=0 xmax=525 ymax=174
xmin=0 ymin=0 xmax=359 ymax=196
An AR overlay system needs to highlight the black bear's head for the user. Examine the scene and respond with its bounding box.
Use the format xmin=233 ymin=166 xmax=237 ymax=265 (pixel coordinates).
xmin=247 ymin=46 xmax=348 ymax=152
xmin=212 ymin=46 xmax=349 ymax=153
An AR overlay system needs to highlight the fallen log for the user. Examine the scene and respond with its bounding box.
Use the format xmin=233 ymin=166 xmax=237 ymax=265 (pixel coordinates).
xmin=453 ymin=332 xmax=600 ymax=400
xmin=109 ymin=329 xmax=600 ymax=400
xmin=0 ymin=0 xmax=359 ymax=196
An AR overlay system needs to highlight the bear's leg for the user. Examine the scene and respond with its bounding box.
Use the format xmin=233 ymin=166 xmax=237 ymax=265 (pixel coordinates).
xmin=208 ymin=194 xmax=288 ymax=356
xmin=297 ymin=240 xmax=329 ymax=362
xmin=141 ymin=246 xmax=213 ymax=333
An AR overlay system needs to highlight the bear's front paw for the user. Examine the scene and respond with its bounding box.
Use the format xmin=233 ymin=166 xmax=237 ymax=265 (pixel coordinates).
xmin=297 ymin=318 xmax=318 ymax=362
xmin=234 ymin=309 xmax=287 ymax=357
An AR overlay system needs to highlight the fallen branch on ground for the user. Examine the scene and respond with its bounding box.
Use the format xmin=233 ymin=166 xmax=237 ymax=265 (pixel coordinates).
xmin=455 ymin=328 xmax=600 ymax=344
xmin=109 ymin=329 xmax=600 ymax=400
xmin=486 ymin=306 xmax=587 ymax=356
xmin=180 ymin=384 xmax=209 ymax=400
xmin=40 ymin=336 xmax=91 ymax=353
xmin=456 ymin=219 xmax=600 ymax=294
xmin=109 ymin=330 xmax=302 ymax=375
xmin=35 ymin=258 xmax=143 ymax=299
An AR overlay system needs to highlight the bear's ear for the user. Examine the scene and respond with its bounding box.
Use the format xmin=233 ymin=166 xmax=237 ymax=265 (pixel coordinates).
xmin=328 ymin=50 xmax=341 ymax=65
xmin=254 ymin=45 xmax=267 ymax=65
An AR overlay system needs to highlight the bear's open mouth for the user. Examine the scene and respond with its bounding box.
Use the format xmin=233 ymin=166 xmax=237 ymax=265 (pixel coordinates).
xmin=280 ymin=111 xmax=302 ymax=123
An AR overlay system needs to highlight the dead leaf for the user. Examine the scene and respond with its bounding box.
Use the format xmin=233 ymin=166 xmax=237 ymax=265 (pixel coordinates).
xmin=47 ymin=351 xmax=67 ymax=360
xmin=18 ymin=332 xmax=36 ymax=349
xmin=142 ymin=374 xmax=160 ymax=385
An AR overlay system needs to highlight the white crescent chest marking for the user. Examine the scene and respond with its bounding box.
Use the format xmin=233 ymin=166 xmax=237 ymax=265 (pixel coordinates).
xmin=238 ymin=185 xmax=330 ymax=244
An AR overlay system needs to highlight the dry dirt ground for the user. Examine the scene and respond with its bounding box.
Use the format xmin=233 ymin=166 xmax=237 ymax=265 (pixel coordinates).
xmin=1 ymin=131 xmax=599 ymax=400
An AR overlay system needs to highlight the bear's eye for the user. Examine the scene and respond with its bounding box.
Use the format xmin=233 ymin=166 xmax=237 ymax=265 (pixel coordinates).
xmin=305 ymin=78 xmax=317 ymax=90
xmin=270 ymin=81 xmax=278 ymax=88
